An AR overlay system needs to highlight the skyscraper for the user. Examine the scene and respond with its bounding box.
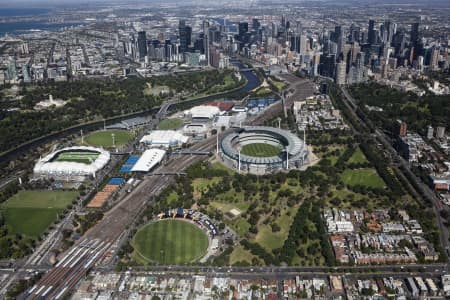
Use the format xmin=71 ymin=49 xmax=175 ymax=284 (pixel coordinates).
xmin=179 ymin=20 xmax=188 ymax=53
xmin=137 ymin=31 xmax=147 ymax=60
xmin=368 ymin=20 xmax=376 ymax=45
xmin=410 ymin=22 xmax=420 ymax=46
xmin=335 ymin=61 xmax=347 ymax=85
xmin=238 ymin=22 xmax=249 ymax=40
xmin=252 ymin=18 xmax=260 ymax=30
xmin=203 ymin=20 xmax=210 ymax=66
xmin=410 ymin=22 xmax=422 ymax=61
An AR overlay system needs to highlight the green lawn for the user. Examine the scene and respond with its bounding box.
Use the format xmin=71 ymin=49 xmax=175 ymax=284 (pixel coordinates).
xmin=256 ymin=207 xmax=297 ymax=252
xmin=85 ymin=130 xmax=132 ymax=147
xmin=241 ymin=143 xmax=282 ymax=157
xmin=341 ymin=168 xmax=386 ymax=189
xmin=132 ymin=220 xmax=209 ymax=265
xmin=158 ymin=118 xmax=184 ymax=130
xmin=3 ymin=208 xmax=62 ymax=237
xmin=348 ymin=147 xmax=369 ymax=164
xmin=55 ymin=151 xmax=100 ymax=164
xmin=192 ymin=177 xmax=221 ymax=200
xmin=230 ymin=245 xmax=257 ymax=265
xmin=228 ymin=217 xmax=251 ymax=237
xmin=2 ymin=190 xmax=78 ymax=209
xmin=1 ymin=190 xmax=78 ymax=238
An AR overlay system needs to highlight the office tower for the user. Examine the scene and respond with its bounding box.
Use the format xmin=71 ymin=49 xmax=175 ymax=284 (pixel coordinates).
xmin=179 ymin=20 xmax=187 ymax=53
xmin=427 ymin=126 xmax=434 ymax=139
xmin=397 ymin=120 xmax=407 ymax=137
xmin=137 ymin=31 xmax=147 ymax=60
xmin=430 ymin=47 xmax=439 ymax=71
xmin=368 ymin=19 xmax=376 ymax=45
xmin=22 ymin=64 xmax=31 ymax=83
xmin=393 ymin=32 xmax=406 ymax=55
xmin=252 ymin=18 xmax=260 ymax=30
xmin=384 ymin=20 xmax=393 ymax=45
xmin=335 ymin=61 xmax=347 ymax=85
xmin=299 ymin=34 xmax=307 ymax=55
xmin=203 ymin=20 xmax=210 ymax=66
xmin=186 ymin=26 xmax=192 ymax=47
xmin=238 ymin=22 xmax=249 ymax=39
xmin=436 ymin=126 xmax=446 ymax=139
xmin=349 ymin=24 xmax=360 ymax=43
xmin=410 ymin=22 xmax=420 ymax=46
xmin=7 ymin=58 xmax=16 ymax=80
xmin=296 ymin=21 xmax=302 ymax=34
xmin=164 ymin=39 xmax=172 ymax=62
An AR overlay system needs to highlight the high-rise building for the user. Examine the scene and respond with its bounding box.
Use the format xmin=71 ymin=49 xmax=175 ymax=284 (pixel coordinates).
xmin=427 ymin=126 xmax=434 ymax=139
xmin=397 ymin=120 xmax=407 ymax=137
xmin=22 ymin=64 xmax=31 ymax=83
xmin=7 ymin=58 xmax=16 ymax=80
xmin=368 ymin=20 xmax=376 ymax=45
xmin=137 ymin=31 xmax=147 ymax=60
xmin=430 ymin=47 xmax=440 ymax=71
xmin=335 ymin=61 xmax=347 ymax=85
xmin=238 ymin=22 xmax=248 ymax=40
xmin=252 ymin=18 xmax=260 ymax=30
xmin=203 ymin=20 xmax=210 ymax=66
xmin=410 ymin=22 xmax=420 ymax=46
xmin=179 ymin=20 xmax=189 ymax=53
xmin=436 ymin=126 xmax=446 ymax=139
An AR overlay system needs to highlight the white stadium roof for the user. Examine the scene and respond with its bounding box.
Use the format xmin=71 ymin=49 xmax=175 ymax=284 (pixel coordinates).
xmin=185 ymin=105 xmax=221 ymax=120
xmin=139 ymin=130 xmax=188 ymax=148
xmin=131 ymin=149 xmax=166 ymax=172
xmin=33 ymin=146 xmax=110 ymax=177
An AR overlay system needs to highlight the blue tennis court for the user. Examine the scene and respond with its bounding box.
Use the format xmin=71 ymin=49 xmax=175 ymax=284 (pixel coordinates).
xmin=108 ymin=177 xmax=125 ymax=185
xmin=119 ymin=156 xmax=140 ymax=173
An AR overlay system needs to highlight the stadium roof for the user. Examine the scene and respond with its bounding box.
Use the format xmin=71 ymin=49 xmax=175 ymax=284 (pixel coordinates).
xmin=34 ymin=146 xmax=110 ymax=176
xmin=221 ymin=126 xmax=307 ymax=165
xmin=185 ymin=105 xmax=221 ymax=119
xmin=131 ymin=149 xmax=166 ymax=172
xmin=140 ymin=130 xmax=188 ymax=148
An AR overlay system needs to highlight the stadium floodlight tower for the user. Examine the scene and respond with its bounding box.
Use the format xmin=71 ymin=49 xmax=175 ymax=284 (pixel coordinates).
xmin=236 ymin=144 xmax=242 ymax=173
xmin=277 ymin=117 xmax=282 ymax=129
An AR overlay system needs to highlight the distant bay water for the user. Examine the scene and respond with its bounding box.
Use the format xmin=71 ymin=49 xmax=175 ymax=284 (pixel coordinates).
xmin=0 ymin=8 xmax=51 ymax=17
xmin=0 ymin=8 xmax=82 ymax=37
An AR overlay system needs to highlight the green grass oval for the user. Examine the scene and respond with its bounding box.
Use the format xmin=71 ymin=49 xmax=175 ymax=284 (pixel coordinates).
xmin=240 ymin=143 xmax=282 ymax=157
xmin=85 ymin=130 xmax=132 ymax=147
xmin=132 ymin=219 xmax=209 ymax=265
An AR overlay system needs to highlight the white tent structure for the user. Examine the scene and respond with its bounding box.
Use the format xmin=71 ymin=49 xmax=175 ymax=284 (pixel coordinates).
xmin=184 ymin=105 xmax=221 ymax=120
xmin=131 ymin=149 xmax=166 ymax=172
xmin=139 ymin=130 xmax=188 ymax=149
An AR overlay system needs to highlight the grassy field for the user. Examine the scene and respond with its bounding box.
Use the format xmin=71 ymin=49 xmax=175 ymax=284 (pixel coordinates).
xmin=85 ymin=130 xmax=132 ymax=147
xmin=2 ymin=190 xmax=78 ymax=208
xmin=255 ymin=206 xmax=298 ymax=252
xmin=132 ymin=220 xmax=209 ymax=265
xmin=1 ymin=190 xmax=78 ymax=238
xmin=158 ymin=118 xmax=184 ymax=130
xmin=55 ymin=151 xmax=99 ymax=164
xmin=348 ymin=147 xmax=369 ymax=164
xmin=144 ymin=83 xmax=170 ymax=96
xmin=341 ymin=168 xmax=386 ymax=188
xmin=3 ymin=208 xmax=61 ymax=237
xmin=241 ymin=143 xmax=282 ymax=157
xmin=229 ymin=245 xmax=258 ymax=265
xmin=192 ymin=177 xmax=222 ymax=200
